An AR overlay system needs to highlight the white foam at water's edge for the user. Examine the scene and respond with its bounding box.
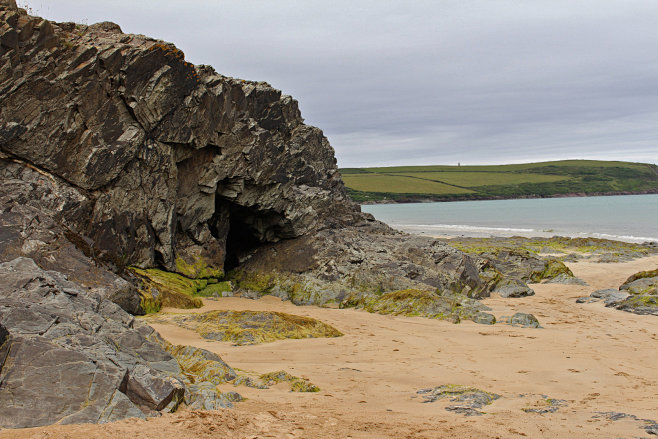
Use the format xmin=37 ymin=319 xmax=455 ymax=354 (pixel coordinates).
xmin=392 ymin=224 xmax=658 ymax=243
xmin=588 ymin=233 xmax=658 ymax=244
xmin=399 ymin=224 xmax=536 ymax=233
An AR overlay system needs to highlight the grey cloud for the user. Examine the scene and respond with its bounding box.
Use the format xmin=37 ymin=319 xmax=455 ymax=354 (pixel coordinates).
xmin=36 ymin=0 xmax=658 ymax=167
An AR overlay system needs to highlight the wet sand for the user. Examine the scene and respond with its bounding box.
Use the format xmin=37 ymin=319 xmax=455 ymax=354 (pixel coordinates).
xmin=3 ymin=255 xmax=657 ymax=438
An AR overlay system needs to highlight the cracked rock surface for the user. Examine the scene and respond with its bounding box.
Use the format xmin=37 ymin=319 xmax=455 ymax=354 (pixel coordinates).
xmin=0 ymin=257 xmax=239 ymax=427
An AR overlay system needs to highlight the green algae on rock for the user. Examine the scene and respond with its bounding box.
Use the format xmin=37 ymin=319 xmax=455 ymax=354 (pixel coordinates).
xmin=130 ymin=268 xmax=234 ymax=312
xmin=175 ymin=256 xmax=224 ymax=280
xmin=152 ymin=338 xmax=242 ymax=410
xmin=616 ymin=270 xmax=658 ymax=316
xmin=340 ymin=288 xmax=491 ymax=323
xmin=158 ymin=310 xmax=343 ymax=345
xmin=130 ymin=267 xmax=205 ymax=311
xmin=443 ymin=236 xmax=658 ymax=263
xmin=622 ymin=268 xmax=658 ymax=286
xmin=417 ymin=384 xmax=501 ymax=416
xmin=531 ymin=258 xmax=573 ymax=283
xmin=260 ymin=370 xmax=321 ymax=392
xmin=165 ymin=344 xmax=237 ymax=385
xmin=581 ymin=267 xmax=658 ymax=316
xmin=500 ymin=312 xmax=542 ymax=328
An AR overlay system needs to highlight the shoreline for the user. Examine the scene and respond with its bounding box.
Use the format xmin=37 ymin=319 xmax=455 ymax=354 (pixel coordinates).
xmin=358 ymin=189 xmax=658 ymax=205
xmin=385 ymin=225 xmax=658 ymax=245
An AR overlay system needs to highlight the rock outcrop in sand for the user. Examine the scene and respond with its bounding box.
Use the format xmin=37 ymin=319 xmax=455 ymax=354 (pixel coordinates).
xmin=579 ymin=267 xmax=658 ymax=315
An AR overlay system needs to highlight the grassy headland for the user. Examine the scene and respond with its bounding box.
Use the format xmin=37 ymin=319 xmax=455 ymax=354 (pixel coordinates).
xmin=340 ymin=160 xmax=658 ymax=203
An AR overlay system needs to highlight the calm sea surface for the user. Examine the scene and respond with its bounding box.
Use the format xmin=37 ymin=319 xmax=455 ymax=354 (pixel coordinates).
xmin=361 ymin=194 xmax=658 ymax=243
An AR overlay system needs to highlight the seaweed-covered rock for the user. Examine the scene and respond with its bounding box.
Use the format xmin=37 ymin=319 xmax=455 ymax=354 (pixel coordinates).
xmin=578 ymin=269 xmax=658 ymax=316
xmin=146 ymin=310 xmax=342 ymax=345
xmin=593 ymin=411 xmax=658 ymax=436
xmin=472 ymin=312 xmax=496 ymax=325
xmin=417 ymin=385 xmax=500 ymax=416
xmin=163 ymin=343 xmax=237 ymax=385
xmin=622 ymin=268 xmax=658 ymax=286
xmin=543 ymin=273 xmax=588 ymax=285
xmin=260 ymin=370 xmax=320 ymax=392
xmin=487 ymin=250 xmax=573 ymax=283
xmin=522 ymin=397 xmax=567 ymax=414
xmin=232 ymin=227 xmax=501 ymax=307
xmin=186 ymin=382 xmax=242 ymax=410
xmin=500 ymin=312 xmax=541 ymax=328
xmin=616 ymin=271 xmax=658 ymax=316
xmin=340 ymin=289 xmax=491 ymax=323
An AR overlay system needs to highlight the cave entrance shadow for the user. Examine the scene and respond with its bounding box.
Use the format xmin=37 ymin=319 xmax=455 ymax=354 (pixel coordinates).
xmin=213 ymin=200 xmax=289 ymax=272
xmin=223 ymin=205 xmax=262 ymax=271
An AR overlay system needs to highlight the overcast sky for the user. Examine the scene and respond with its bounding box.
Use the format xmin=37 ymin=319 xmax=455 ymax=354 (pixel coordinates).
xmin=27 ymin=1 xmax=658 ymax=167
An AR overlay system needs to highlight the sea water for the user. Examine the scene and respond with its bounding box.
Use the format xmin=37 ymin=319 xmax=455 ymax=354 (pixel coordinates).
xmin=361 ymin=194 xmax=658 ymax=243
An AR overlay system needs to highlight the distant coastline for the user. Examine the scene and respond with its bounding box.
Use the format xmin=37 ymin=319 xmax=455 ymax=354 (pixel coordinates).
xmin=341 ymin=160 xmax=658 ymax=204
xmin=359 ymin=189 xmax=658 ymax=205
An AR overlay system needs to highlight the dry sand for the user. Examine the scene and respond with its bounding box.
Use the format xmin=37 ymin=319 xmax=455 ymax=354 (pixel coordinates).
xmin=3 ymin=255 xmax=657 ymax=438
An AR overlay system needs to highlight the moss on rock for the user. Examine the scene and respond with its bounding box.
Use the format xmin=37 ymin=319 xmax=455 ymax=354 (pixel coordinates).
xmin=197 ymin=281 xmax=233 ymax=297
xmin=623 ymin=268 xmax=658 ymax=285
xmin=531 ymin=258 xmax=574 ymax=283
xmin=228 ymin=269 xmax=277 ymax=295
xmin=166 ymin=344 xmax=236 ymax=385
xmin=163 ymin=310 xmax=342 ymax=345
xmin=130 ymin=267 xmax=205 ymax=310
xmin=340 ymin=288 xmax=490 ymax=323
xmin=175 ymin=256 xmax=224 ymax=279
xmin=260 ymin=370 xmax=320 ymax=392
xmin=131 ymin=267 xmax=235 ymax=311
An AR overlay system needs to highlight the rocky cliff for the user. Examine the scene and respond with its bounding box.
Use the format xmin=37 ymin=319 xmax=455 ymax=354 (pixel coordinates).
xmin=0 ymin=0 xmax=360 ymax=278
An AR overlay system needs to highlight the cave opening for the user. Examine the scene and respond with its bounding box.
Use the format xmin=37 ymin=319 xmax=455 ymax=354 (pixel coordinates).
xmin=211 ymin=199 xmax=290 ymax=272
xmin=223 ymin=205 xmax=263 ymax=271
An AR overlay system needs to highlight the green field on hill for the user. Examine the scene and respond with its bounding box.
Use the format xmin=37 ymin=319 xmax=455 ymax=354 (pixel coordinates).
xmin=340 ymin=160 xmax=658 ymax=202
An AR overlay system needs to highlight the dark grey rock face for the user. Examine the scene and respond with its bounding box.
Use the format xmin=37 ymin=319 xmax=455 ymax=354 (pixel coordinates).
xmin=0 ymin=159 xmax=142 ymax=313
xmin=0 ymin=3 xmax=361 ymax=276
xmin=0 ymin=257 xmax=224 ymax=428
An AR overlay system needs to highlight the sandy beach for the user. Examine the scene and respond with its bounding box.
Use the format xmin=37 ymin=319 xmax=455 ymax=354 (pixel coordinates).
xmin=3 ymin=255 xmax=657 ymax=439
